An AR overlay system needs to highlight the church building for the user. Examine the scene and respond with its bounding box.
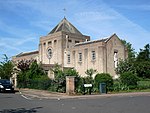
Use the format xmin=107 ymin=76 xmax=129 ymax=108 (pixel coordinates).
xmin=12 ymin=17 xmax=128 ymax=80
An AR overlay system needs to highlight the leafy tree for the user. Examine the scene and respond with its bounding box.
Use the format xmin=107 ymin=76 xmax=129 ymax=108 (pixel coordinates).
xmin=121 ymin=40 xmax=136 ymax=60
xmin=50 ymin=64 xmax=82 ymax=92
xmin=115 ymin=59 xmax=135 ymax=75
xmin=120 ymin=71 xmax=139 ymax=89
xmin=134 ymin=61 xmax=150 ymax=79
xmin=84 ymin=68 xmax=97 ymax=84
xmin=50 ymin=64 xmax=66 ymax=92
xmin=0 ymin=54 xmax=14 ymax=79
xmin=17 ymin=59 xmax=36 ymax=72
xmin=85 ymin=68 xmax=97 ymax=78
xmin=26 ymin=61 xmax=46 ymax=79
xmin=17 ymin=60 xmax=48 ymax=88
xmin=135 ymin=44 xmax=150 ymax=78
xmin=137 ymin=44 xmax=150 ymax=62
xmin=64 ymin=68 xmax=79 ymax=77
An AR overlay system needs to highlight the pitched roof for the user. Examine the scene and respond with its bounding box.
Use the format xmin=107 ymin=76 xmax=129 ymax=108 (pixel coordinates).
xmin=48 ymin=17 xmax=82 ymax=35
xmin=75 ymin=33 xmax=117 ymax=46
xmin=15 ymin=50 xmax=38 ymax=57
xmin=75 ymin=38 xmax=108 ymax=46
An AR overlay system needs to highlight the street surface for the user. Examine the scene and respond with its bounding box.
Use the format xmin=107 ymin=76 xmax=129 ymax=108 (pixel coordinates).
xmin=0 ymin=91 xmax=150 ymax=113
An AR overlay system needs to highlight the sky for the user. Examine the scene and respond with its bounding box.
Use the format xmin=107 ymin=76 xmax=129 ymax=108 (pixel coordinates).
xmin=0 ymin=0 xmax=150 ymax=60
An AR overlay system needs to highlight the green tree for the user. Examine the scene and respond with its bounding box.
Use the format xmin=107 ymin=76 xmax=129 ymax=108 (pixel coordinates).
xmin=121 ymin=40 xmax=136 ymax=60
xmin=115 ymin=59 xmax=135 ymax=75
xmin=50 ymin=64 xmax=66 ymax=92
xmin=116 ymin=40 xmax=136 ymax=75
xmin=26 ymin=61 xmax=46 ymax=79
xmin=137 ymin=44 xmax=150 ymax=62
xmin=85 ymin=68 xmax=97 ymax=84
xmin=85 ymin=68 xmax=97 ymax=78
xmin=64 ymin=68 xmax=79 ymax=77
xmin=135 ymin=44 xmax=150 ymax=78
xmin=0 ymin=54 xmax=14 ymax=79
xmin=134 ymin=61 xmax=150 ymax=79
xmin=17 ymin=60 xmax=48 ymax=88
xmin=120 ymin=71 xmax=139 ymax=89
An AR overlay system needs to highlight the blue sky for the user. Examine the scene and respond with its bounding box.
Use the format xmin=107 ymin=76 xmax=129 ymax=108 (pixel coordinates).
xmin=0 ymin=0 xmax=150 ymax=60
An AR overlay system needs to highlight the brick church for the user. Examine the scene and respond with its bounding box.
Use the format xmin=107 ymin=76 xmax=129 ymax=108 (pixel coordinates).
xmin=12 ymin=17 xmax=128 ymax=82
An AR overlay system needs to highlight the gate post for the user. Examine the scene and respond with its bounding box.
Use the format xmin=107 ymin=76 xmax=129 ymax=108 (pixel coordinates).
xmin=66 ymin=76 xmax=75 ymax=95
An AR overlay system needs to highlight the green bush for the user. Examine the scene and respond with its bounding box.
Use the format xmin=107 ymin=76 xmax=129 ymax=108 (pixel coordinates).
xmin=27 ymin=76 xmax=51 ymax=90
xmin=120 ymin=71 xmax=139 ymax=89
xmin=113 ymin=80 xmax=129 ymax=91
xmin=137 ymin=80 xmax=150 ymax=89
xmin=94 ymin=73 xmax=113 ymax=92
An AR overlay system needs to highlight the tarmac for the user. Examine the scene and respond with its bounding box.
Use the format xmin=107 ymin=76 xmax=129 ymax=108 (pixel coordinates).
xmin=17 ymin=88 xmax=150 ymax=100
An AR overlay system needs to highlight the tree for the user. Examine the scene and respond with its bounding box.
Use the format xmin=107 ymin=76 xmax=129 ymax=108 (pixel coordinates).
xmin=85 ymin=68 xmax=97 ymax=78
xmin=17 ymin=59 xmax=36 ymax=72
xmin=121 ymin=40 xmax=136 ymax=60
xmin=115 ymin=40 xmax=136 ymax=75
xmin=120 ymin=71 xmax=139 ymax=89
xmin=137 ymin=44 xmax=150 ymax=62
xmin=135 ymin=44 xmax=150 ymax=78
xmin=115 ymin=59 xmax=135 ymax=75
xmin=0 ymin=54 xmax=14 ymax=79
xmin=26 ymin=61 xmax=46 ymax=79
xmin=85 ymin=68 xmax=97 ymax=84
xmin=17 ymin=60 xmax=49 ymax=89
xmin=134 ymin=61 xmax=150 ymax=79
xmin=64 ymin=68 xmax=79 ymax=77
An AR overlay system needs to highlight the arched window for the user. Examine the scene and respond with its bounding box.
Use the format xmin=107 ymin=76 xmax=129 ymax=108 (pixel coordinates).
xmin=47 ymin=48 xmax=53 ymax=59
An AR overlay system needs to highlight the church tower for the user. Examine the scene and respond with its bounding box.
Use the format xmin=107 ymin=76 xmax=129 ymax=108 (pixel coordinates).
xmin=39 ymin=18 xmax=90 ymax=70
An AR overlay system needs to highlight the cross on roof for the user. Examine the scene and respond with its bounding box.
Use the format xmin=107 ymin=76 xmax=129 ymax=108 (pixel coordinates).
xmin=63 ymin=8 xmax=66 ymax=18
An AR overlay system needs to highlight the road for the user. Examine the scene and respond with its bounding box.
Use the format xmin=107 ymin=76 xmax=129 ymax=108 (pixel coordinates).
xmin=0 ymin=92 xmax=150 ymax=113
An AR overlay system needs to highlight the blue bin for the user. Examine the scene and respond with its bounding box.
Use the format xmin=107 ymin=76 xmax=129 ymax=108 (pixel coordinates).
xmin=99 ymin=83 xmax=106 ymax=94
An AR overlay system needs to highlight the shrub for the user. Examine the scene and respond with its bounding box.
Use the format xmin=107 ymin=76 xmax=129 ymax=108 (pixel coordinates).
xmin=27 ymin=76 xmax=51 ymax=90
xmin=94 ymin=73 xmax=113 ymax=91
xmin=113 ymin=80 xmax=129 ymax=91
xmin=120 ymin=71 xmax=139 ymax=89
xmin=137 ymin=80 xmax=150 ymax=89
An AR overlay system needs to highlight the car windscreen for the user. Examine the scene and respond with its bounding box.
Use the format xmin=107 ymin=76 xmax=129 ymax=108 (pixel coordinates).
xmin=0 ymin=80 xmax=11 ymax=84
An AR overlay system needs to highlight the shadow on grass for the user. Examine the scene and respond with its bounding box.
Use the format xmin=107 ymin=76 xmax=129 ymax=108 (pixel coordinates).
xmin=0 ymin=107 xmax=42 ymax=113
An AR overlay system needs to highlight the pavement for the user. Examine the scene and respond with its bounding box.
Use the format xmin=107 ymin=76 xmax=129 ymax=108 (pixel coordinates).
xmin=17 ymin=88 xmax=150 ymax=100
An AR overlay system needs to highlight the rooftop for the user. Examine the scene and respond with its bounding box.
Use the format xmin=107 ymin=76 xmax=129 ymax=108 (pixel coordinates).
xmin=15 ymin=50 xmax=39 ymax=57
xmin=75 ymin=33 xmax=117 ymax=46
xmin=48 ymin=17 xmax=82 ymax=35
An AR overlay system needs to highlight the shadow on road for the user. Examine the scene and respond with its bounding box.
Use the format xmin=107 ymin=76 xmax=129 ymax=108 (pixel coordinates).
xmin=0 ymin=107 xmax=42 ymax=113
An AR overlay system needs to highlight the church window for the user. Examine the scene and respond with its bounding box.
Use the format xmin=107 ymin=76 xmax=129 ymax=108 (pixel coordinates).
xmin=114 ymin=51 xmax=118 ymax=68
xmin=75 ymin=41 xmax=80 ymax=43
xmin=79 ymin=53 xmax=82 ymax=62
xmin=47 ymin=48 xmax=52 ymax=59
xmin=67 ymin=54 xmax=71 ymax=64
xmin=68 ymin=39 xmax=72 ymax=42
xmin=48 ymin=41 xmax=52 ymax=45
xmin=54 ymin=40 xmax=57 ymax=43
xmin=91 ymin=51 xmax=96 ymax=61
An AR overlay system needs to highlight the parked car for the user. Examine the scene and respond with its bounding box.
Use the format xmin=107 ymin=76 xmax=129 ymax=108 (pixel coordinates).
xmin=0 ymin=79 xmax=14 ymax=93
